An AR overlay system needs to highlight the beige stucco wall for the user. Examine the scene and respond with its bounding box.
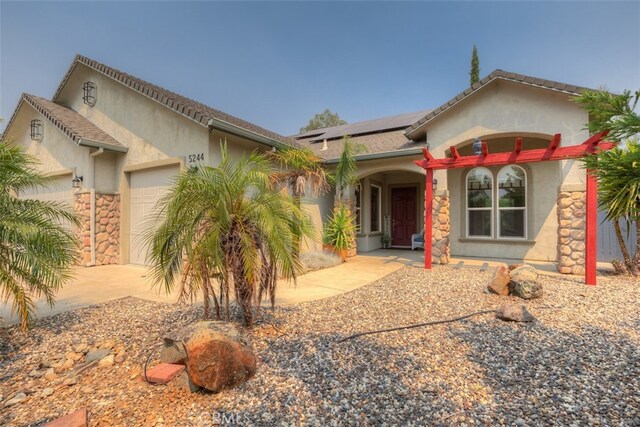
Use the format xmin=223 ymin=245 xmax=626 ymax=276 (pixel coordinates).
xmin=448 ymin=161 xmax=561 ymax=261
xmin=4 ymin=102 xmax=90 ymax=178
xmin=56 ymin=64 xmax=210 ymax=172
xmin=424 ymin=80 xmax=590 ymax=189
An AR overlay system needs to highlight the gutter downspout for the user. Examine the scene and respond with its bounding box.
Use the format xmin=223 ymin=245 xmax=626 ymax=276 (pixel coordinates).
xmin=88 ymin=148 xmax=104 ymax=266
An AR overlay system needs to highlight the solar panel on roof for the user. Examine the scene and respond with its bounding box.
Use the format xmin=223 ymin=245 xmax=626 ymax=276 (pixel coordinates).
xmin=307 ymin=110 xmax=431 ymax=142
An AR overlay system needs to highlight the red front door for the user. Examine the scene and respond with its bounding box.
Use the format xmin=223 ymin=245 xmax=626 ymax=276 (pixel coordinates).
xmin=391 ymin=187 xmax=417 ymax=247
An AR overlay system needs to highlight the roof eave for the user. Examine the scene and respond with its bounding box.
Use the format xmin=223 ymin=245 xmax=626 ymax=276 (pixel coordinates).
xmin=322 ymin=147 xmax=424 ymax=164
xmin=206 ymin=117 xmax=292 ymax=150
xmin=78 ymin=137 xmax=128 ymax=153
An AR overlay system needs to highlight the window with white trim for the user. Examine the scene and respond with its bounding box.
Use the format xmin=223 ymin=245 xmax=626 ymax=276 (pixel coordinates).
xmin=465 ymin=166 xmax=527 ymax=239
xmin=466 ymin=167 xmax=493 ymax=237
xmin=497 ymin=165 xmax=526 ymax=238
xmin=370 ymin=184 xmax=381 ymax=233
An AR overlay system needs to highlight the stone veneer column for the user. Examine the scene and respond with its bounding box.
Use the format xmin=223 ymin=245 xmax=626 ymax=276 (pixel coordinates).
xmin=557 ymin=185 xmax=586 ymax=275
xmin=430 ymin=191 xmax=450 ymax=265
xmin=73 ymin=191 xmax=121 ymax=266
xmin=95 ymin=193 xmax=120 ymax=265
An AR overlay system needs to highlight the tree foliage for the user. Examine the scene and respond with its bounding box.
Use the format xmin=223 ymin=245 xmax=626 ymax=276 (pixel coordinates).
xmin=145 ymin=143 xmax=315 ymax=326
xmin=573 ymin=89 xmax=640 ymax=143
xmin=330 ymin=136 xmax=366 ymax=204
xmin=576 ymin=88 xmax=640 ymax=275
xmin=267 ymin=146 xmax=329 ymax=199
xmin=469 ymin=45 xmax=480 ymax=86
xmin=299 ymin=109 xmax=347 ymax=133
xmin=0 ymin=142 xmax=80 ymax=330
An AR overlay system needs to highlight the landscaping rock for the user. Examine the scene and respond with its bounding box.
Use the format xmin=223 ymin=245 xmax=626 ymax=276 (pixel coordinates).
xmin=42 ymin=387 xmax=54 ymax=397
xmin=174 ymin=371 xmax=202 ymax=393
xmin=486 ymin=265 xmax=510 ymax=296
xmin=43 ymin=408 xmax=88 ymax=427
xmin=511 ymin=280 xmax=543 ymax=300
xmin=510 ymin=264 xmax=539 ymax=284
xmin=4 ymin=392 xmax=27 ymax=407
xmin=44 ymin=368 xmax=58 ymax=382
xmin=159 ymin=338 xmax=187 ymax=364
xmin=85 ymin=349 xmax=110 ymax=363
xmin=98 ymin=355 xmax=115 ymax=368
xmin=496 ymin=304 xmax=536 ymax=322
xmin=73 ymin=343 xmax=88 ymax=354
xmin=173 ymin=321 xmax=257 ymax=393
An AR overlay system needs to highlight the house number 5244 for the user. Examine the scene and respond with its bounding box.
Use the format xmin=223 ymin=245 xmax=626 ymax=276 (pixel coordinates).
xmin=187 ymin=153 xmax=205 ymax=166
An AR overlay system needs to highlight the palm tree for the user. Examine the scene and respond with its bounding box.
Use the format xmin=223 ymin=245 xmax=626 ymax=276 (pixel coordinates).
xmin=268 ymin=145 xmax=329 ymax=201
xmin=575 ymin=89 xmax=640 ymax=275
xmin=146 ymin=144 xmax=314 ymax=326
xmin=582 ymin=141 xmax=640 ymax=275
xmin=0 ymin=142 xmax=80 ymax=330
xmin=331 ymin=136 xmax=366 ymax=204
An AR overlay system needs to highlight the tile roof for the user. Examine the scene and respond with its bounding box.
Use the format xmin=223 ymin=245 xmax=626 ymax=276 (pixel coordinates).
xmin=405 ymin=69 xmax=591 ymax=138
xmin=54 ymin=55 xmax=298 ymax=148
xmin=4 ymin=93 xmax=126 ymax=151
xmin=297 ymin=128 xmax=426 ymax=161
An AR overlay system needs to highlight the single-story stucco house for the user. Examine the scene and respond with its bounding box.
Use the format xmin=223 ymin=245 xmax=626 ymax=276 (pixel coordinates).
xmin=3 ymin=54 xmax=599 ymax=274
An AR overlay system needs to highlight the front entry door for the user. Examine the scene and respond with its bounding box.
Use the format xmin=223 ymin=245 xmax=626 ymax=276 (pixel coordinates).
xmin=391 ymin=187 xmax=417 ymax=246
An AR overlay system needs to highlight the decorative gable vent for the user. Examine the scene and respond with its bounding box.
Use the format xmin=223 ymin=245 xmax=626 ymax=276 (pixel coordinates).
xmin=30 ymin=119 xmax=43 ymax=141
xmin=82 ymin=81 xmax=97 ymax=106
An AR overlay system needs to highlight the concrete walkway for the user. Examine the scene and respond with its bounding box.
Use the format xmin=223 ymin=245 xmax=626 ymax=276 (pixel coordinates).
xmin=0 ymin=251 xmax=417 ymax=327
xmin=0 ymin=250 xmax=613 ymax=326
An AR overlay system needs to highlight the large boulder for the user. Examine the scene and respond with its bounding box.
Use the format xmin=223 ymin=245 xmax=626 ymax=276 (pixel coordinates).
xmin=167 ymin=321 xmax=257 ymax=393
xmin=486 ymin=265 xmax=511 ymax=296
xmin=510 ymin=264 xmax=539 ymax=284
xmin=510 ymin=280 xmax=543 ymax=299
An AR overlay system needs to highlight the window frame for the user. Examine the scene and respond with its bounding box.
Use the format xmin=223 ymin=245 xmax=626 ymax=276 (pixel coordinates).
xmin=354 ymin=182 xmax=362 ymax=233
xmin=465 ymin=167 xmax=494 ymax=239
xmin=370 ymin=184 xmax=382 ymax=233
xmin=496 ymin=165 xmax=527 ymax=240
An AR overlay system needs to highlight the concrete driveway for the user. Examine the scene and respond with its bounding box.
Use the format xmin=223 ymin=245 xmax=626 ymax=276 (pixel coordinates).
xmin=0 ymin=251 xmax=422 ymax=327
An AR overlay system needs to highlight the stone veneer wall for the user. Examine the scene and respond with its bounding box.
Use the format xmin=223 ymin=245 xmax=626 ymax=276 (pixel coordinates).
xmin=430 ymin=191 xmax=450 ymax=265
xmin=74 ymin=191 xmax=120 ymax=266
xmin=557 ymin=187 xmax=586 ymax=275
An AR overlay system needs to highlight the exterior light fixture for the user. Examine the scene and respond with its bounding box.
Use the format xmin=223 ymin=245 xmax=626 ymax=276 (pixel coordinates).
xmin=82 ymin=81 xmax=97 ymax=106
xmin=432 ymin=178 xmax=438 ymax=191
xmin=72 ymin=175 xmax=83 ymax=189
xmin=472 ymin=137 xmax=482 ymax=156
xmin=30 ymin=119 xmax=43 ymax=141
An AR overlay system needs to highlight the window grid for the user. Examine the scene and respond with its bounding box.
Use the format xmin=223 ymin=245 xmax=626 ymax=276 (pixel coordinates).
xmin=466 ymin=166 xmax=528 ymax=240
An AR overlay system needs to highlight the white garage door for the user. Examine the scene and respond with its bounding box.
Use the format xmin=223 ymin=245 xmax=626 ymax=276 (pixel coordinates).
xmin=129 ymin=165 xmax=179 ymax=265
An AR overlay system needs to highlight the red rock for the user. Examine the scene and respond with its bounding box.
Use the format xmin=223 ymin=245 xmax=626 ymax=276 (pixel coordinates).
xmin=43 ymin=408 xmax=88 ymax=427
xmin=180 ymin=321 xmax=257 ymax=393
xmin=142 ymin=363 xmax=185 ymax=384
xmin=487 ymin=265 xmax=510 ymax=296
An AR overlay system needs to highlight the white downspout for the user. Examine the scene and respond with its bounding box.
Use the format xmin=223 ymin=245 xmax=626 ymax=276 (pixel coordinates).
xmin=88 ymin=148 xmax=104 ymax=266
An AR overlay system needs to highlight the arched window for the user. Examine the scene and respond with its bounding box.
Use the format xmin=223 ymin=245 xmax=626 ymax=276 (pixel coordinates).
xmin=466 ymin=167 xmax=493 ymax=237
xmin=498 ymin=165 xmax=526 ymax=238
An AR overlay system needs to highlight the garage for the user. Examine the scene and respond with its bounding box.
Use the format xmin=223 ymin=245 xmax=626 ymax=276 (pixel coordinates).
xmin=129 ymin=165 xmax=179 ymax=265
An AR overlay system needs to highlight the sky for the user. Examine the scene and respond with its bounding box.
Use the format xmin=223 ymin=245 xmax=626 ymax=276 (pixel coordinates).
xmin=1 ymin=1 xmax=639 ymax=136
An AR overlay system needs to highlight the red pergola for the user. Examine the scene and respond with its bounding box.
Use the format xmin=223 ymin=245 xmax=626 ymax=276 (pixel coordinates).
xmin=414 ymin=131 xmax=614 ymax=285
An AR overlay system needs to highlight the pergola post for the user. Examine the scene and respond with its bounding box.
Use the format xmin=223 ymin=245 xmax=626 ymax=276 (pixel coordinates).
xmin=585 ymin=170 xmax=598 ymax=285
xmin=424 ymin=168 xmax=433 ymax=269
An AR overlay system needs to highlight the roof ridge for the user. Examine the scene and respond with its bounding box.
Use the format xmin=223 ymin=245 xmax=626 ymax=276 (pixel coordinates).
xmin=405 ymin=69 xmax=591 ymax=137
xmin=53 ymin=54 xmax=298 ymax=148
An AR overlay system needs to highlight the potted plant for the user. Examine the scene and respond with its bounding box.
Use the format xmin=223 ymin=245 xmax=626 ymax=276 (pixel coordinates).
xmin=381 ymin=234 xmax=391 ymax=249
xmin=322 ymin=204 xmax=356 ymax=261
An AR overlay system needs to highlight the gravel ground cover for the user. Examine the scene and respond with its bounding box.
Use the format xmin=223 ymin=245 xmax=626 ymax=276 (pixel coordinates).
xmin=1 ymin=264 xmax=639 ymax=426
